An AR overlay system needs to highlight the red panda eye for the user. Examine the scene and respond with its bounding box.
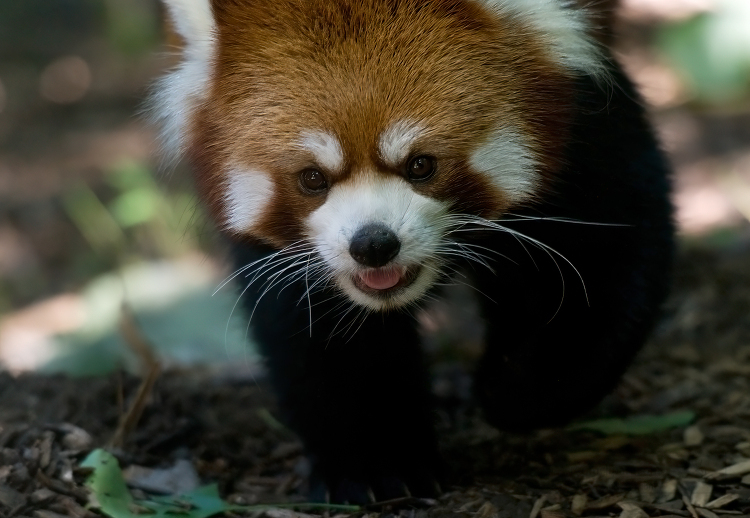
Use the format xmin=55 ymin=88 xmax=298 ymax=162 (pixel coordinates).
xmin=299 ymin=169 xmax=328 ymax=194
xmin=407 ymin=155 xmax=436 ymax=182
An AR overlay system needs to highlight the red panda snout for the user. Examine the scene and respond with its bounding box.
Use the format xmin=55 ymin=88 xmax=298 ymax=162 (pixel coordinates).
xmin=306 ymin=173 xmax=450 ymax=311
xmin=349 ymin=223 xmax=402 ymax=269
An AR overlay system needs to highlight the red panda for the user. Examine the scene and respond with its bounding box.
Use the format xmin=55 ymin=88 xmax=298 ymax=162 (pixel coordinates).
xmin=153 ymin=0 xmax=674 ymax=504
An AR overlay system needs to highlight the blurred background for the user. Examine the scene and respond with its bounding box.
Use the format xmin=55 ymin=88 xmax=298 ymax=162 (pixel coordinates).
xmin=0 ymin=0 xmax=748 ymax=376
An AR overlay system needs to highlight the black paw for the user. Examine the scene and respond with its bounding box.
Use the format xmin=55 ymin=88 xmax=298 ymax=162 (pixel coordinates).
xmin=308 ymin=469 xmax=442 ymax=505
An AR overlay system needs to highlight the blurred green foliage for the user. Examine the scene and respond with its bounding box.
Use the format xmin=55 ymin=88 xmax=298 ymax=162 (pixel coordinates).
xmin=103 ymin=0 xmax=160 ymax=56
xmin=62 ymin=160 xmax=206 ymax=265
xmin=0 ymin=0 xmax=159 ymax=60
xmin=658 ymin=0 xmax=750 ymax=106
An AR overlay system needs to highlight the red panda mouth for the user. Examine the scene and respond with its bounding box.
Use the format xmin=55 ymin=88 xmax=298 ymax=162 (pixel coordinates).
xmin=353 ymin=265 xmax=420 ymax=294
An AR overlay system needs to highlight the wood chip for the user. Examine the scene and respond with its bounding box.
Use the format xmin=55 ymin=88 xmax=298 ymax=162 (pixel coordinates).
xmin=0 ymin=483 xmax=25 ymax=508
xmin=691 ymin=481 xmax=713 ymax=507
xmin=704 ymin=494 xmax=739 ymax=509
xmin=741 ymin=474 xmax=750 ymax=485
xmin=59 ymin=424 xmax=93 ymax=452
xmin=684 ymin=426 xmax=704 ymax=447
xmin=659 ymin=480 xmax=678 ymax=503
xmin=571 ymin=494 xmax=588 ymax=516
xmin=708 ymin=460 xmax=750 ymax=479
xmin=640 ymin=483 xmax=657 ymax=504
xmin=529 ymin=495 xmax=547 ymax=518
xmin=734 ymin=442 xmax=750 ymax=456
xmin=458 ymin=497 xmax=484 ymax=512
xmin=696 ymin=508 xmax=719 ymax=518
xmin=618 ymin=501 xmax=644 ymax=511
xmin=39 ymin=431 xmax=54 ymax=469
xmin=541 ymin=507 xmax=565 ymax=518
xmin=585 ymin=493 xmax=626 ymax=511
xmin=30 ymin=488 xmax=57 ymax=503
xmin=678 ymin=482 xmax=700 ymax=518
xmin=567 ymin=451 xmax=600 ymax=463
xmin=643 ymin=502 xmax=690 ymax=516
xmin=477 ymin=501 xmax=499 ymax=518
xmin=618 ymin=502 xmax=649 ymax=518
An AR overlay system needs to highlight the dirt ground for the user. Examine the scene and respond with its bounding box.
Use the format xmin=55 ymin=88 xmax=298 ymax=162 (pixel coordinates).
xmin=2 ymin=244 xmax=750 ymax=517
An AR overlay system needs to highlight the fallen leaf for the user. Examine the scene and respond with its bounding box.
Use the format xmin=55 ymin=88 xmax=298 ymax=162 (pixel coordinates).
xmin=568 ymin=411 xmax=696 ymax=436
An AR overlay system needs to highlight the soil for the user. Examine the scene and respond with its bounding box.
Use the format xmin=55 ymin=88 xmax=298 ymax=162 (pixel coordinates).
xmin=2 ymin=245 xmax=750 ymax=518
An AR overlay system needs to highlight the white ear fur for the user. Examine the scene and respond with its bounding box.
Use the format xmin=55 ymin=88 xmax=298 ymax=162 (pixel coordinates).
xmin=150 ymin=0 xmax=216 ymax=165
xmin=162 ymin=0 xmax=215 ymax=50
xmin=473 ymin=0 xmax=609 ymax=81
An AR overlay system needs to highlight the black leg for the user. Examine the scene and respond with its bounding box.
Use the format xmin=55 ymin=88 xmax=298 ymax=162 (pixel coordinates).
xmin=466 ymin=213 xmax=670 ymax=431
xmin=232 ymin=242 xmax=441 ymax=503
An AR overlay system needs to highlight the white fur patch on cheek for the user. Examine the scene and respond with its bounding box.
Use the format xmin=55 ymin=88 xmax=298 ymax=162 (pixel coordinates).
xmin=469 ymin=127 xmax=539 ymax=203
xmin=223 ymin=168 xmax=275 ymax=233
xmin=471 ymin=0 xmax=608 ymax=80
xmin=299 ymin=131 xmax=344 ymax=172
xmin=379 ymin=120 xmax=425 ymax=167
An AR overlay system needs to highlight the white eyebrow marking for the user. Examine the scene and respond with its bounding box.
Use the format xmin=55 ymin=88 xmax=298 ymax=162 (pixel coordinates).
xmin=299 ymin=131 xmax=345 ymax=172
xmin=224 ymin=166 xmax=275 ymax=233
xmin=379 ymin=120 xmax=425 ymax=167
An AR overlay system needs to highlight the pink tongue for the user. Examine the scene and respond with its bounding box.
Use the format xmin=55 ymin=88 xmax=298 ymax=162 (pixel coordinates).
xmin=359 ymin=268 xmax=402 ymax=290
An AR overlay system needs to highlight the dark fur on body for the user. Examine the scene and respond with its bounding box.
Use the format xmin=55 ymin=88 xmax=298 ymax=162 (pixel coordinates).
xmin=231 ymin=65 xmax=674 ymax=502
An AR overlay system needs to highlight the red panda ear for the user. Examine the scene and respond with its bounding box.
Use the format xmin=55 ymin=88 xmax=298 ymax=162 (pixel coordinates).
xmin=151 ymin=0 xmax=216 ymax=162
xmin=475 ymin=0 xmax=610 ymax=81
xmin=576 ymin=0 xmax=619 ymax=47
xmin=160 ymin=0 xmax=215 ymax=49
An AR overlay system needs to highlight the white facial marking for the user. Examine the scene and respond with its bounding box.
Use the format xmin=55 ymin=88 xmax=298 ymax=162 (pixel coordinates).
xmin=306 ymin=174 xmax=450 ymax=310
xmin=224 ymin=167 xmax=275 ymax=233
xmin=379 ymin=120 xmax=425 ymax=167
xmin=150 ymin=0 xmax=216 ymax=164
xmin=471 ymin=0 xmax=608 ymax=81
xmin=299 ymin=131 xmax=345 ymax=172
xmin=469 ymin=127 xmax=539 ymax=203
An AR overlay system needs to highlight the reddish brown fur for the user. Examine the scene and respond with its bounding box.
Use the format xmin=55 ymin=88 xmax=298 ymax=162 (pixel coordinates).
xmin=189 ymin=0 xmax=577 ymax=248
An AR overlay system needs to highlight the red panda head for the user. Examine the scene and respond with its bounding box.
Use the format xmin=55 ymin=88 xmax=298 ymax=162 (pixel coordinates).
xmin=154 ymin=0 xmax=610 ymax=310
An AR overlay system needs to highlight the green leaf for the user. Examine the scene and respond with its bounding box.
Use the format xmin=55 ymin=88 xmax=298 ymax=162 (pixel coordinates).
xmin=62 ymin=182 xmax=125 ymax=253
xmin=82 ymin=449 xmax=236 ymax=518
xmin=110 ymin=188 xmax=162 ymax=227
xmin=657 ymin=0 xmax=750 ymax=105
xmin=81 ymin=449 xmax=359 ymax=518
xmin=145 ymin=485 xmax=239 ymax=518
xmin=80 ymin=449 xmax=136 ymax=517
xmin=568 ymin=410 xmax=696 ymax=436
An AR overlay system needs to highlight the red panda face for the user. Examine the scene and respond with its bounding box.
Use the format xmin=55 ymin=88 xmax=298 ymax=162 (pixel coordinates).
xmin=155 ymin=0 xmax=609 ymax=310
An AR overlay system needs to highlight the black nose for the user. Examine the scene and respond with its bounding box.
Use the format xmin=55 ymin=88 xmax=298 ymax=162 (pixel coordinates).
xmin=349 ymin=223 xmax=401 ymax=268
